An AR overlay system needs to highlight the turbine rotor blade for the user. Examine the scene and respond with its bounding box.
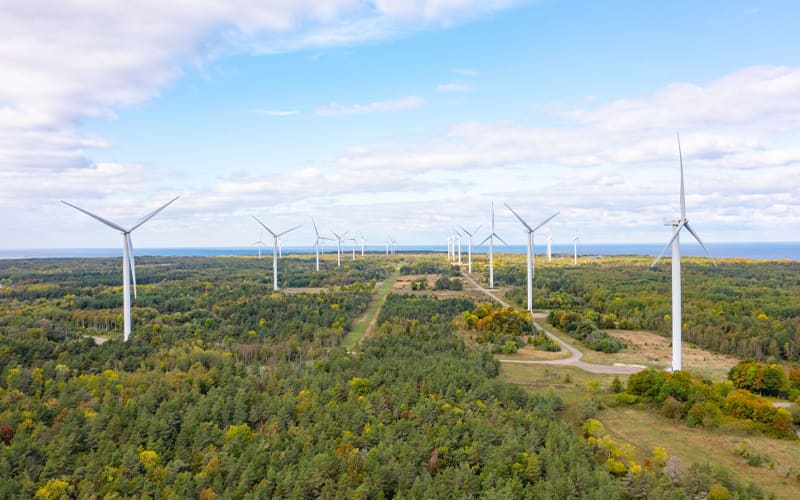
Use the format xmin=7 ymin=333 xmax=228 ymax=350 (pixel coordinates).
xmin=278 ymin=225 xmax=302 ymax=237
xmin=312 ymin=218 xmax=321 ymax=237
xmin=252 ymin=216 xmax=277 ymax=237
xmin=651 ymin=220 xmax=686 ymax=267
xmin=478 ymin=235 xmax=491 ymax=246
xmin=532 ymin=211 xmax=560 ymax=232
xmin=504 ymin=203 xmax=533 ymax=232
xmin=130 ymin=195 xmax=180 ymax=232
xmin=62 ymin=201 xmax=127 ymax=233
xmin=495 ymin=233 xmax=509 ymax=246
xmin=457 ymin=224 xmax=471 ymax=237
xmin=684 ymin=222 xmax=717 ymax=267
xmin=677 ymin=132 xmax=686 ymax=220
xmin=126 ymin=234 xmax=137 ymax=299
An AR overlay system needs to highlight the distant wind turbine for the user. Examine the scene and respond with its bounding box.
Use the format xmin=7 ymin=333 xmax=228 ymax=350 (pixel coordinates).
xmin=348 ymin=237 xmax=357 ymax=261
xmin=651 ymin=133 xmax=716 ymax=372
xmin=573 ymin=236 xmax=580 ymax=265
xmin=62 ymin=196 xmax=180 ymax=341
xmin=478 ymin=202 xmax=507 ymax=289
xmin=545 ymin=230 xmax=553 ymax=263
xmin=253 ymin=216 xmax=301 ymax=291
xmin=359 ymin=233 xmax=366 ymax=256
xmin=332 ymin=231 xmax=348 ymax=267
xmin=311 ymin=218 xmax=331 ymax=271
xmin=454 ymin=229 xmax=463 ymax=265
xmin=389 ymin=236 xmax=396 ymax=256
xmin=458 ymin=224 xmax=481 ymax=273
xmin=253 ymin=232 xmax=265 ymax=260
xmin=505 ymin=203 xmax=559 ymax=314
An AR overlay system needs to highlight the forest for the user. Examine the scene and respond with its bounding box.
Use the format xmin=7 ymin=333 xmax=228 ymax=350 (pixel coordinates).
xmin=492 ymin=255 xmax=800 ymax=362
xmin=1 ymin=254 xmax=798 ymax=498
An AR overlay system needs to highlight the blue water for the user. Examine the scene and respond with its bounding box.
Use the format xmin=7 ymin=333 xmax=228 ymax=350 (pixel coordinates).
xmin=0 ymin=242 xmax=797 ymax=261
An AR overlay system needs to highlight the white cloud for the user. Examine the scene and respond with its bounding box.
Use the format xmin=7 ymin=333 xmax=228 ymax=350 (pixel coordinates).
xmin=437 ymin=83 xmax=472 ymax=92
xmin=314 ymin=96 xmax=423 ymax=116
xmin=563 ymin=66 xmax=800 ymax=132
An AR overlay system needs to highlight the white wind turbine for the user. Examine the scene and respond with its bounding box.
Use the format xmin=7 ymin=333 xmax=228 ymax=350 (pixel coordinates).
xmin=458 ymin=224 xmax=481 ymax=273
xmin=453 ymin=229 xmax=463 ymax=265
xmin=311 ymin=218 xmax=331 ymax=271
xmin=359 ymin=233 xmax=366 ymax=256
xmin=253 ymin=232 xmax=265 ymax=260
xmin=348 ymin=237 xmax=357 ymax=261
xmin=505 ymin=204 xmax=559 ymax=314
xmin=253 ymin=217 xmax=301 ymax=291
xmin=389 ymin=236 xmax=397 ymax=255
xmin=478 ymin=202 xmax=507 ymax=289
xmin=332 ymin=230 xmax=348 ymax=267
xmin=573 ymin=236 xmax=580 ymax=265
xmin=652 ymin=133 xmax=716 ymax=372
xmin=62 ymin=196 xmax=179 ymax=341
xmin=384 ymin=239 xmax=390 ymax=256
xmin=545 ymin=229 xmax=553 ymax=263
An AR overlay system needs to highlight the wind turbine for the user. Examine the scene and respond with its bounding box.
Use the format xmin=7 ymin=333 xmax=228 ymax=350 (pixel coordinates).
xmin=332 ymin=231 xmax=348 ymax=267
xmin=384 ymin=239 xmax=390 ymax=256
xmin=311 ymin=218 xmax=331 ymax=271
xmin=478 ymin=202 xmax=507 ymax=289
xmin=545 ymin=230 xmax=553 ymax=263
xmin=505 ymin=204 xmax=559 ymax=314
xmin=348 ymin=237 xmax=357 ymax=261
xmin=453 ymin=229 xmax=463 ymax=265
xmin=359 ymin=233 xmax=366 ymax=256
xmin=573 ymin=236 xmax=580 ymax=265
xmin=252 ymin=217 xmax=301 ymax=291
xmin=458 ymin=224 xmax=481 ymax=273
xmin=651 ymin=133 xmax=716 ymax=372
xmin=62 ymin=196 xmax=179 ymax=341
xmin=447 ymin=235 xmax=453 ymax=261
xmin=389 ymin=236 xmax=397 ymax=256
xmin=253 ymin=232 xmax=265 ymax=260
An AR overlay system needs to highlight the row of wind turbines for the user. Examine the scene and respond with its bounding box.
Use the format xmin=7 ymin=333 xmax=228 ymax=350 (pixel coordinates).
xmin=61 ymin=134 xmax=710 ymax=372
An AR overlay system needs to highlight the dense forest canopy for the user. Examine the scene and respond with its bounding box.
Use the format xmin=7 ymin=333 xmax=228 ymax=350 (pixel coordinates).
xmin=1 ymin=254 xmax=797 ymax=497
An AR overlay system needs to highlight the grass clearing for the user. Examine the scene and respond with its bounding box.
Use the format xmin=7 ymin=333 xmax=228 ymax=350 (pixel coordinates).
xmin=342 ymin=269 xmax=399 ymax=349
xmin=601 ymin=406 xmax=800 ymax=499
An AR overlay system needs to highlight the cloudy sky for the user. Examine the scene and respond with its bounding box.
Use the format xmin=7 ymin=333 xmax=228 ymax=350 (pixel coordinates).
xmin=2 ymin=0 xmax=799 ymax=249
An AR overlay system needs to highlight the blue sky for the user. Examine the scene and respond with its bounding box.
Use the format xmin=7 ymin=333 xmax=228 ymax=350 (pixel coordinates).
xmin=2 ymin=0 xmax=799 ymax=249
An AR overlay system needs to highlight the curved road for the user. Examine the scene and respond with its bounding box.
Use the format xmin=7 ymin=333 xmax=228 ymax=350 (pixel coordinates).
xmin=461 ymin=271 xmax=645 ymax=375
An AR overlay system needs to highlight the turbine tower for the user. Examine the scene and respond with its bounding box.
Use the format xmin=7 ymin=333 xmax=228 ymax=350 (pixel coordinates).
xmin=651 ymin=133 xmax=716 ymax=372
xmin=332 ymin=231 xmax=348 ymax=267
xmin=253 ymin=217 xmax=301 ymax=291
xmin=311 ymin=218 xmax=331 ymax=271
xmin=454 ymin=229 xmax=462 ymax=265
xmin=478 ymin=202 xmax=507 ymax=289
xmin=253 ymin=232 xmax=265 ymax=260
xmin=62 ymin=196 xmax=179 ymax=341
xmin=458 ymin=224 xmax=481 ymax=273
xmin=573 ymin=236 xmax=580 ymax=265
xmin=545 ymin=230 xmax=553 ymax=263
xmin=505 ymin=204 xmax=559 ymax=314
xmin=348 ymin=237 xmax=357 ymax=261
xmin=359 ymin=233 xmax=366 ymax=256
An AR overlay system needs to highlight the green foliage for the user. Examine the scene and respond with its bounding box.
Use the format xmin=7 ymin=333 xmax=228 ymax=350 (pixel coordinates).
xmin=548 ymin=309 xmax=625 ymax=353
xmin=433 ymin=276 xmax=463 ymax=290
xmin=729 ymin=360 xmax=790 ymax=397
xmin=626 ymin=368 xmax=797 ymax=439
xmin=0 ymin=259 xmax=621 ymax=497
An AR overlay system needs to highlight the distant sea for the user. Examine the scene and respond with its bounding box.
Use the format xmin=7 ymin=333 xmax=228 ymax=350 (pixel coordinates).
xmin=0 ymin=242 xmax=797 ymax=261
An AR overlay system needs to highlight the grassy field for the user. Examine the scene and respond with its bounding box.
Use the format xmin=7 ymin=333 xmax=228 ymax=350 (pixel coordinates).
xmin=501 ymin=361 xmax=800 ymax=498
xmin=342 ymin=269 xmax=399 ymax=349
xmin=601 ymin=407 xmax=800 ymax=499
